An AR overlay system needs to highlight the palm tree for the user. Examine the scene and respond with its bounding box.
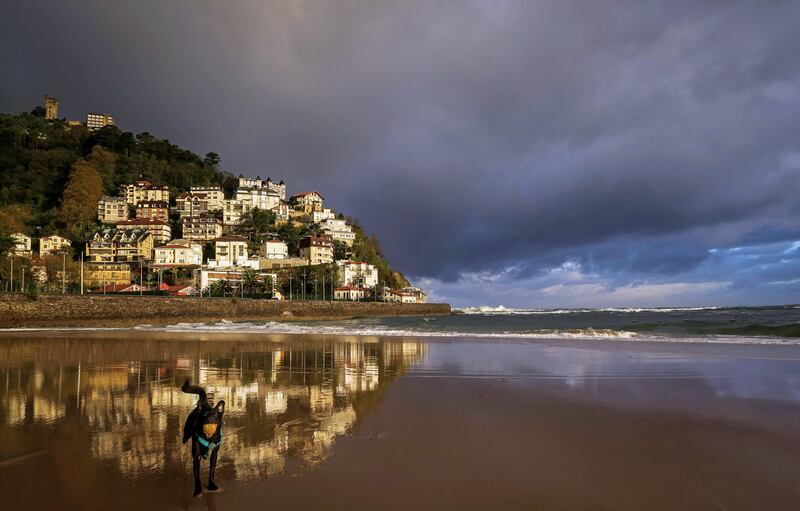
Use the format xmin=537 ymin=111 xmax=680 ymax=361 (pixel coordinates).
xmin=209 ymin=279 xmax=231 ymax=297
xmin=240 ymin=269 xmax=261 ymax=297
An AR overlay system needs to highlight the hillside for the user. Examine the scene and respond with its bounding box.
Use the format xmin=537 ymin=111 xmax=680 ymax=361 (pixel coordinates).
xmin=0 ymin=107 xmax=409 ymax=288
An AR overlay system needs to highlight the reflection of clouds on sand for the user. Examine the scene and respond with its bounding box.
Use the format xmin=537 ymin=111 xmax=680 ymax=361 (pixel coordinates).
xmin=417 ymin=342 xmax=800 ymax=416
xmin=0 ymin=337 xmax=426 ymax=482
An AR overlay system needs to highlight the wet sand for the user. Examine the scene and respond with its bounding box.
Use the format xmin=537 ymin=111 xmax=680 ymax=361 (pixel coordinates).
xmin=3 ymin=333 xmax=800 ymax=510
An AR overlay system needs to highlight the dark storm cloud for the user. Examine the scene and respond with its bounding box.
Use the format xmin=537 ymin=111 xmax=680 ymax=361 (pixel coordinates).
xmin=2 ymin=1 xmax=800 ymax=302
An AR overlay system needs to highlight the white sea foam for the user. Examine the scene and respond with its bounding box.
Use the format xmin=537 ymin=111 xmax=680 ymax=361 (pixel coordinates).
xmin=457 ymin=305 xmax=721 ymax=315
xmin=126 ymin=320 xmax=639 ymax=339
xmin=1 ymin=321 xmax=797 ymax=345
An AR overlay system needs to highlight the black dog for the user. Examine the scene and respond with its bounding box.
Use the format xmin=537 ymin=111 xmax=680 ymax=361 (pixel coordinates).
xmin=181 ymin=379 xmax=225 ymax=497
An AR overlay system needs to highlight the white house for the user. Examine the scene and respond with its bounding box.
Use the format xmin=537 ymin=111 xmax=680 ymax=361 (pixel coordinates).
xmin=222 ymin=199 xmax=253 ymax=226
xmin=153 ymin=239 xmax=203 ymax=267
xmin=260 ymin=239 xmax=288 ymax=260
xmin=401 ymin=287 xmax=428 ymax=303
xmin=322 ymin=218 xmax=355 ymax=246
xmin=312 ymin=209 xmax=335 ymax=223
xmin=189 ymin=186 xmax=225 ymax=210
xmin=290 ymin=191 xmax=324 ymax=213
xmin=334 ymin=286 xmax=367 ymax=301
xmin=212 ymin=236 xmax=249 ymax=267
xmin=176 ymin=192 xmax=210 ymax=218
xmin=235 ymin=188 xmax=281 ymax=211
xmin=337 ymin=261 xmax=378 ymax=288
xmin=10 ymin=233 xmax=32 ymax=257
xmin=383 ymin=289 xmax=417 ymax=303
xmin=39 ymin=235 xmax=71 ymax=257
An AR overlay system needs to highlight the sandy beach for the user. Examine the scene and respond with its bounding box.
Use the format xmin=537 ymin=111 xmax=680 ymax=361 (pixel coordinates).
xmin=3 ymin=330 xmax=800 ymax=510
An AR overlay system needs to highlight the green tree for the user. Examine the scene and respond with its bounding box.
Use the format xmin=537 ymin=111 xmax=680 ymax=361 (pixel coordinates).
xmin=277 ymin=222 xmax=301 ymax=255
xmin=0 ymin=235 xmax=14 ymax=257
xmin=208 ymin=279 xmax=231 ymax=297
xmin=333 ymin=240 xmax=349 ymax=261
xmin=241 ymin=269 xmax=261 ymax=296
xmin=237 ymin=208 xmax=276 ymax=240
xmin=203 ymin=152 xmax=221 ymax=168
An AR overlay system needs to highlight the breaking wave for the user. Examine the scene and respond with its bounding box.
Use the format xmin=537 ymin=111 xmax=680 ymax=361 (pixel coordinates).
xmin=130 ymin=321 xmax=639 ymax=339
xmin=456 ymin=305 xmax=721 ymax=315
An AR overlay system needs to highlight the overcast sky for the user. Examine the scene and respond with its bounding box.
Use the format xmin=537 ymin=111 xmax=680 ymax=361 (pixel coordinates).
xmin=2 ymin=1 xmax=799 ymax=307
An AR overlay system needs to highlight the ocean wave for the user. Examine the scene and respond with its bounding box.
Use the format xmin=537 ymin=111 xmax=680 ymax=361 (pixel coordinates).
xmin=456 ymin=305 xmax=721 ymax=315
xmin=3 ymin=321 xmax=799 ymax=345
xmin=132 ymin=321 xmax=638 ymax=339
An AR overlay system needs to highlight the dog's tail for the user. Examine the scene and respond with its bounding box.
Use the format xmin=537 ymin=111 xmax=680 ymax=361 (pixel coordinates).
xmin=181 ymin=379 xmax=207 ymax=403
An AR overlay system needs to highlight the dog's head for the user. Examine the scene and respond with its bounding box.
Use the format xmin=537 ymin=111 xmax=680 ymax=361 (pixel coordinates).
xmin=198 ymin=400 xmax=225 ymax=438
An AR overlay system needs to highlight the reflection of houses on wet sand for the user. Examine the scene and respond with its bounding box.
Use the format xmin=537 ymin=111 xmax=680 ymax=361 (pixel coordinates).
xmin=0 ymin=338 xmax=427 ymax=482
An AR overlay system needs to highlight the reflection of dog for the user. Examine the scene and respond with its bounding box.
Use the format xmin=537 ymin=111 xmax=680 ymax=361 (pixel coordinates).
xmin=181 ymin=379 xmax=225 ymax=497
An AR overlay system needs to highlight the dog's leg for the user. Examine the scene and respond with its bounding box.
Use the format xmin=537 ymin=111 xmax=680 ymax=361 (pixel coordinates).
xmin=192 ymin=454 xmax=203 ymax=497
xmin=207 ymin=447 xmax=220 ymax=492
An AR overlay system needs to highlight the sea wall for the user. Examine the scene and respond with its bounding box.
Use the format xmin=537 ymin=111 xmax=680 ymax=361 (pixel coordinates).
xmin=0 ymin=294 xmax=451 ymax=327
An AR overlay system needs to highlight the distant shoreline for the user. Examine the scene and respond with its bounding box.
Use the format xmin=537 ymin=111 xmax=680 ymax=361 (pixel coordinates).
xmin=0 ymin=294 xmax=451 ymax=328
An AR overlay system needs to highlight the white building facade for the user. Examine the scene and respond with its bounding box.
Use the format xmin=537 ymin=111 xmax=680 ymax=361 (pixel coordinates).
xmin=260 ymin=240 xmax=288 ymax=260
xmin=153 ymin=239 xmax=203 ymax=267
xmin=337 ymin=261 xmax=378 ymax=289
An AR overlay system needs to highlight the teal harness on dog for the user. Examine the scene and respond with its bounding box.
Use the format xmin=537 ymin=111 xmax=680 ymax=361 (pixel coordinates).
xmin=196 ymin=422 xmax=222 ymax=458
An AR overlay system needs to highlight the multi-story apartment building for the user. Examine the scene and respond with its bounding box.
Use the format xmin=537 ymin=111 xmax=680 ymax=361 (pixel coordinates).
xmin=260 ymin=239 xmax=288 ymax=260
xmin=321 ymin=218 xmax=355 ymax=246
xmin=44 ymin=96 xmax=59 ymax=120
xmin=153 ymin=239 xmax=203 ymax=267
xmin=86 ymin=228 xmax=153 ymax=263
xmin=122 ymin=180 xmax=170 ymax=206
xmin=115 ymin=219 xmax=172 ymax=244
xmin=97 ymin=196 xmax=129 ymax=223
xmin=39 ymin=235 xmax=71 ymax=257
xmin=135 ymin=200 xmax=169 ymax=222
xmin=212 ymin=236 xmax=249 ymax=267
xmin=189 ymin=186 xmax=225 ymax=211
xmin=235 ymin=188 xmax=281 ymax=211
xmin=222 ymin=199 xmax=253 ymax=226
xmin=86 ymin=112 xmax=114 ymax=130
xmin=291 ymin=191 xmax=324 ymax=214
xmin=85 ymin=263 xmax=131 ymax=286
xmin=299 ymin=234 xmax=334 ymax=265
xmin=10 ymin=233 xmax=32 ymax=258
xmin=236 ymin=177 xmax=287 ymax=199
xmin=337 ymin=261 xmax=378 ymax=289
xmin=181 ymin=216 xmax=223 ymax=241
xmin=176 ymin=192 xmax=210 ymax=218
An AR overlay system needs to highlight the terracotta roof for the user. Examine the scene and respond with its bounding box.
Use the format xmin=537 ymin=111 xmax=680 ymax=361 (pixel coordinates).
xmin=290 ymin=191 xmax=325 ymax=200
